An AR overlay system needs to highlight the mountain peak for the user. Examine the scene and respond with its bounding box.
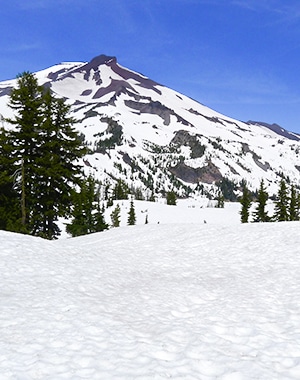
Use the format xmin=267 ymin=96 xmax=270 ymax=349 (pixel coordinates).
xmin=89 ymin=54 xmax=117 ymax=67
xmin=78 ymin=55 xmax=117 ymax=73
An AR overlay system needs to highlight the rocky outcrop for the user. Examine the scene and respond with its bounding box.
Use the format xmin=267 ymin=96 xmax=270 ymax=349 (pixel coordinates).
xmin=169 ymin=161 xmax=222 ymax=184
xmin=125 ymin=100 xmax=190 ymax=126
xmin=171 ymin=130 xmax=206 ymax=158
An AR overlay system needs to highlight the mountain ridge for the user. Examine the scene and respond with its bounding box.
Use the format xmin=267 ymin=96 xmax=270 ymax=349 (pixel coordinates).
xmin=1 ymin=54 xmax=300 ymax=200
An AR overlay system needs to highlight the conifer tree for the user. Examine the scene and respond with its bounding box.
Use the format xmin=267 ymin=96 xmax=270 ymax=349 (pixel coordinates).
xmin=127 ymin=199 xmax=136 ymax=225
xmin=274 ymin=179 xmax=289 ymax=222
xmin=6 ymin=73 xmax=86 ymax=238
xmin=113 ymin=179 xmax=129 ymax=200
xmin=289 ymin=184 xmax=299 ymax=221
xmin=134 ymin=186 xmax=144 ymax=200
xmin=215 ymin=190 xmax=225 ymax=208
xmin=148 ymin=191 xmax=155 ymax=202
xmin=110 ymin=203 xmax=121 ymax=227
xmin=166 ymin=191 xmax=177 ymax=205
xmin=32 ymin=90 xmax=86 ymax=238
xmin=252 ymin=179 xmax=269 ymax=222
xmin=67 ymin=175 xmax=107 ymax=237
xmin=65 ymin=189 xmax=87 ymax=237
xmin=0 ymin=128 xmax=21 ymax=231
xmin=93 ymin=201 xmax=109 ymax=232
xmin=240 ymin=183 xmax=252 ymax=223
xmin=6 ymin=72 xmax=44 ymax=232
xmin=7 ymin=72 xmax=85 ymax=239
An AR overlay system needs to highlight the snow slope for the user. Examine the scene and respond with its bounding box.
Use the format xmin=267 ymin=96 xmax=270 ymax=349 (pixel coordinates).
xmin=1 ymin=209 xmax=300 ymax=379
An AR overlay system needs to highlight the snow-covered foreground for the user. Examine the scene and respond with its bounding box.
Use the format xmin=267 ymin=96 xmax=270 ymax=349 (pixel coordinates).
xmin=1 ymin=219 xmax=300 ymax=379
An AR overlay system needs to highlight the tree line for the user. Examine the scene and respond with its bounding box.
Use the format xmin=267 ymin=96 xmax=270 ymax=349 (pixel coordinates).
xmin=240 ymin=179 xmax=300 ymax=223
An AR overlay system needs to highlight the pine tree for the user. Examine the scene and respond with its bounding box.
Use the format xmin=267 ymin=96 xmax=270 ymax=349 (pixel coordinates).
xmin=215 ymin=190 xmax=225 ymax=208
xmin=289 ymin=184 xmax=299 ymax=221
xmin=166 ymin=191 xmax=177 ymax=205
xmin=148 ymin=191 xmax=155 ymax=202
xmin=110 ymin=203 xmax=121 ymax=227
xmin=66 ymin=175 xmax=107 ymax=237
xmin=6 ymin=72 xmax=44 ymax=232
xmin=252 ymin=179 xmax=269 ymax=222
xmin=65 ymin=189 xmax=87 ymax=237
xmin=32 ymin=91 xmax=86 ymax=238
xmin=274 ymin=179 xmax=289 ymax=222
xmin=113 ymin=179 xmax=129 ymax=200
xmin=240 ymin=183 xmax=252 ymax=223
xmin=93 ymin=201 xmax=109 ymax=232
xmin=127 ymin=199 xmax=136 ymax=225
xmin=134 ymin=186 xmax=144 ymax=200
xmin=6 ymin=74 xmax=86 ymax=238
xmin=0 ymin=128 xmax=21 ymax=231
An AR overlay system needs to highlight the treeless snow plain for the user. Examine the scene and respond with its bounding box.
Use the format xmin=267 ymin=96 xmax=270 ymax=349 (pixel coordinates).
xmin=1 ymin=201 xmax=300 ymax=379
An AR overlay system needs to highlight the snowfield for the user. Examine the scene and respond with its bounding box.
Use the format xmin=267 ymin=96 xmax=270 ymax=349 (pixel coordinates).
xmin=1 ymin=205 xmax=300 ymax=379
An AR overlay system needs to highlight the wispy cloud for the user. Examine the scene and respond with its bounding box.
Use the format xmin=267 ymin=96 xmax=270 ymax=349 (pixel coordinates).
xmin=4 ymin=43 xmax=40 ymax=53
xmin=15 ymin=0 xmax=96 ymax=10
xmin=231 ymin=0 xmax=300 ymax=23
xmin=183 ymin=62 xmax=296 ymax=108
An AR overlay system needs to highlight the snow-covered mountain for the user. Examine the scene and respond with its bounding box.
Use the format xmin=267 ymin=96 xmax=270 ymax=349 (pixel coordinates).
xmin=1 ymin=54 xmax=300 ymax=198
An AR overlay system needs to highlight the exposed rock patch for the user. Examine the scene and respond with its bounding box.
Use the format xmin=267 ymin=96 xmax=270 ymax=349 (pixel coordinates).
xmin=169 ymin=161 xmax=222 ymax=184
xmin=125 ymin=100 xmax=191 ymax=126
xmin=0 ymin=86 xmax=13 ymax=97
xmin=170 ymin=130 xmax=206 ymax=158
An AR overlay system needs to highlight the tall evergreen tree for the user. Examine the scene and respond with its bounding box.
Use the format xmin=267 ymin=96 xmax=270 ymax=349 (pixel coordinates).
xmin=215 ymin=190 xmax=225 ymax=208
xmin=32 ymin=90 xmax=86 ymax=238
xmin=93 ymin=201 xmax=109 ymax=232
xmin=127 ymin=199 xmax=136 ymax=225
xmin=67 ymin=175 xmax=107 ymax=237
xmin=240 ymin=183 xmax=252 ymax=223
xmin=65 ymin=188 xmax=87 ymax=237
xmin=289 ymin=184 xmax=299 ymax=221
xmin=252 ymin=179 xmax=269 ymax=222
xmin=274 ymin=179 xmax=289 ymax=222
xmin=6 ymin=73 xmax=86 ymax=238
xmin=6 ymin=72 xmax=44 ymax=232
xmin=166 ymin=191 xmax=177 ymax=205
xmin=113 ymin=179 xmax=129 ymax=200
xmin=0 ymin=128 xmax=21 ymax=231
xmin=110 ymin=203 xmax=121 ymax=227
xmin=148 ymin=191 xmax=155 ymax=202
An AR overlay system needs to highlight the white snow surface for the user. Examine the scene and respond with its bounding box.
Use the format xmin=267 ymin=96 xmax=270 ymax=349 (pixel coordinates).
xmin=1 ymin=203 xmax=300 ymax=379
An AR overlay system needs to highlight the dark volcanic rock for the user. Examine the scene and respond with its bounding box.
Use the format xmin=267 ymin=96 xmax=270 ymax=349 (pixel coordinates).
xmin=169 ymin=161 xmax=222 ymax=184
xmin=121 ymin=152 xmax=144 ymax=173
xmin=80 ymin=89 xmax=93 ymax=96
xmin=248 ymin=121 xmax=300 ymax=142
xmin=125 ymin=100 xmax=172 ymax=125
xmin=0 ymin=86 xmax=13 ymax=97
xmin=171 ymin=130 xmax=206 ymax=158
xmin=107 ymin=57 xmax=162 ymax=95
xmin=93 ymin=79 xmax=137 ymax=99
xmin=125 ymin=100 xmax=191 ymax=127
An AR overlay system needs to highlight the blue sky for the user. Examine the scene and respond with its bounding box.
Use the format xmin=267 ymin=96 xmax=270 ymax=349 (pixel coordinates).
xmin=2 ymin=0 xmax=300 ymax=132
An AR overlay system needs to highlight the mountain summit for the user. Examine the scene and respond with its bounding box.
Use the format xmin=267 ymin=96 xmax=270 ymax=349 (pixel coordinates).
xmin=1 ymin=55 xmax=300 ymax=199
